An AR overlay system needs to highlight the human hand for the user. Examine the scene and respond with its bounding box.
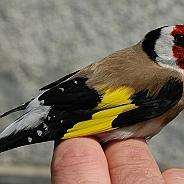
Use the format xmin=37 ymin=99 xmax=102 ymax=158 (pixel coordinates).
xmin=51 ymin=137 xmax=184 ymax=184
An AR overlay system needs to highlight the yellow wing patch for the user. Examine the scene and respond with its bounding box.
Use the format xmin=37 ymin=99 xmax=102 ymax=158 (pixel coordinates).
xmin=62 ymin=86 xmax=138 ymax=139
xmin=96 ymin=86 xmax=135 ymax=109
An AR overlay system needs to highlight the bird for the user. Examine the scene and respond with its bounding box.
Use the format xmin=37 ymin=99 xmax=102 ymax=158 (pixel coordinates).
xmin=0 ymin=25 xmax=184 ymax=153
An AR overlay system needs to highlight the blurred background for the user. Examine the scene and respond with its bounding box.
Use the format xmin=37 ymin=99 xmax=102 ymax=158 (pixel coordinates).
xmin=0 ymin=0 xmax=184 ymax=183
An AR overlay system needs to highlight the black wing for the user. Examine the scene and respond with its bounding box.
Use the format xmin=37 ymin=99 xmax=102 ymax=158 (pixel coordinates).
xmin=40 ymin=70 xmax=80 ymax=91
xmin=0 ymin=70 xmax=80 ymax=118
xmin=112 ymin=77 xmax=183 ymax=128
xmin=0 ymin=76 xmax=182 ymax=152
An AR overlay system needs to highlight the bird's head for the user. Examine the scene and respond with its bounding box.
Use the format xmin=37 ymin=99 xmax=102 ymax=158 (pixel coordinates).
xmin=142 ymin=25 xmax=184 ymax=71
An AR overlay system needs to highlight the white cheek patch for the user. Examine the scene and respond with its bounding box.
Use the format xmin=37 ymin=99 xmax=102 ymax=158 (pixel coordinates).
xmin=155 ymin=26 xmax=177 ymax=67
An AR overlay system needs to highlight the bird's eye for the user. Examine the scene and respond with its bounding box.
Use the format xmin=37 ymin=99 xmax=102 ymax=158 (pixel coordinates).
xmin=174 ymin=34 xmax=184 ymax=44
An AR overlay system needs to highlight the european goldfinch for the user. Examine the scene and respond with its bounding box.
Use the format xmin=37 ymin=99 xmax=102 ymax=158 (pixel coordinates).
xmin=0 ymin=25 xmax=184 ymax=152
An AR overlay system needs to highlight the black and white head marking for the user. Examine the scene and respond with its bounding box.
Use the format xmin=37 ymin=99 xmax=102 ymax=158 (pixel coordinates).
xmin=142 ymin=26 xmax=164 ymax=61
xmin=154 ymin=26 xmax=178 ymax=69
xmin=142 ymin=25 xmax=184 ymax=73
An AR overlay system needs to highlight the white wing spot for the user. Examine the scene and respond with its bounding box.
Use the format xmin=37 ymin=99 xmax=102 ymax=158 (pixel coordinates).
xmin=43 ymin=123 xmax=49 ymax=131
xmin=59 ymin=87 xmax=64 ymax=92
xmin=28 ymin=137 xmax=32 ymax=143
xmin=53 ymin=115 xmax=56 ymax=118
xmin=37 ymin=130 xmax=43 ymax=136
xmin=74 ymin=80 xmax=78 ymax=84
xmin=61 ymin=120 xmax=63 ymax=123
xmin=47 ymin=116 xmax=51 ymax=121
xmin=40 ymin=100 xmax=45 ymax=105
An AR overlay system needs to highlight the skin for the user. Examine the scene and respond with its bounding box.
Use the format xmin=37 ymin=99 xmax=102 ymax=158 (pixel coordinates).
xmin=51 ymin=137 xmax=184 ymax=184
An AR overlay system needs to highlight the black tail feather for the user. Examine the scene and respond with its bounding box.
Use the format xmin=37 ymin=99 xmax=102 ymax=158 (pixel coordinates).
xmin=0 ymin=125 xmax=51 ymax=152
xmin=0 ymin=99 xmax=34 ymax=118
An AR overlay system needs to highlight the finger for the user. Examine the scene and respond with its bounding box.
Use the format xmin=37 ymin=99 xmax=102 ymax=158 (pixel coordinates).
xmin=51 ymin=137 xmax=111 ymax=184
xmin=104 ymin=138 xmax=165 ymax=184
xmin=162 ymin=168 xmax=184 ymax=184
